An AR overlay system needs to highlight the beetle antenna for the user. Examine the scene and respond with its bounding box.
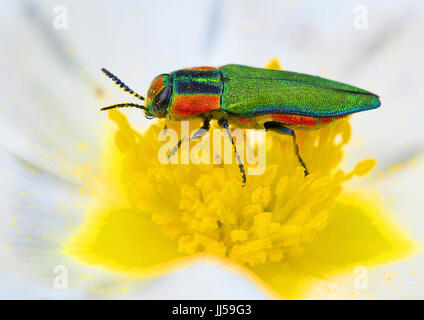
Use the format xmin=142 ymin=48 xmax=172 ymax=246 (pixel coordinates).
xmin=101 ymin=68 xmax=145 ymax=101
xmin=100 ymin=103 xmax=145 ymax=111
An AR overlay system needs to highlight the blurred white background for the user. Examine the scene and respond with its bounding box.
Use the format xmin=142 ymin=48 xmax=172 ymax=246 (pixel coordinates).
xmin=0 ymin=0 xmax=423 ymax=299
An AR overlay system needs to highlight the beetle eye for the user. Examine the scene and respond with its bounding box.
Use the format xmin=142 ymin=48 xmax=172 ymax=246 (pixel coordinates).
xmin=152 ymin=86 xmax=172 ymax=117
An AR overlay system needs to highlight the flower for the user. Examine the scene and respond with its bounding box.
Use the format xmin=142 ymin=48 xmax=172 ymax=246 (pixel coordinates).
xmin=64 ymin=59 xmax=414 ymax=298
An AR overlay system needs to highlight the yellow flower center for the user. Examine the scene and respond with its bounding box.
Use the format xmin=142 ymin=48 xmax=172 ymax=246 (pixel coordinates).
xmin=105 ymin=109 xmax=375 ymax=267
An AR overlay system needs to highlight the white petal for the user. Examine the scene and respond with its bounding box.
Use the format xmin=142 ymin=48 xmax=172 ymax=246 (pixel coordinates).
xmin=125 ymin=261 xmax=270 ymax=300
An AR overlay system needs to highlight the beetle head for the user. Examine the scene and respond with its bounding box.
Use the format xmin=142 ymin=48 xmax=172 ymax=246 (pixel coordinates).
xmin=145 ymin=74 xmax=172 ymax=119
xmin=100 ymin=68 xmax=172 ymax=120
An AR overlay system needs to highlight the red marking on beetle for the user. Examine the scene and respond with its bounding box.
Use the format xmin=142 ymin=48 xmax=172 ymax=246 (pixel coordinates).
xmin=147 ymin=76 xmax=164 ymax=100
xmin=171 ymin=95 xmax=220 ymax=116
xmin=272 ymin=114 xmax=319 ymax=127
xmin=185 ymin=66 xmax=216 ymax=71
xmin=319 ymin=115 xmax=347 ymax=124
xmin=237 ymin=118 xmax=252 ymax=124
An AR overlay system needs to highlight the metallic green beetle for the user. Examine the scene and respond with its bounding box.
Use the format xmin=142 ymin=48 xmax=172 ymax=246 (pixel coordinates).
xmin=101 ymin=64 xmax=380 ymax=184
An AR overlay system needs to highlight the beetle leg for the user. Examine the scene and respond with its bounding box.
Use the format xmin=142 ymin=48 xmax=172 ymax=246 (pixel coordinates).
xmin=219 ymin=119 xmax=247 ymax=186
xmin=264 ymin=121 xmax=309 ymax=176
xmin=168 ymin=119 xmax=210 ymax=158
xmin=189 ymin=119 xmax=210 ymax=141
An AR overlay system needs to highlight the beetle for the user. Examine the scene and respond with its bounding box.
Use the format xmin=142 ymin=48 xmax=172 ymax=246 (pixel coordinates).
xmin=100 ymin=64 xmax=380 ymax=185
